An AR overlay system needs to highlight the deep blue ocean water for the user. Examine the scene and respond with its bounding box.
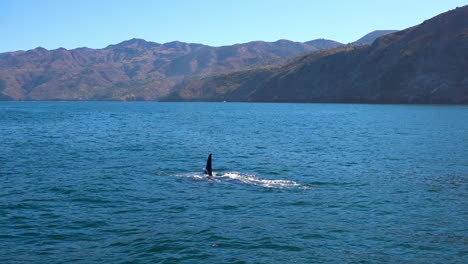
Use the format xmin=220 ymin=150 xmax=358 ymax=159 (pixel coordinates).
xmin=0 ymin=102 xmax=467 ymax=264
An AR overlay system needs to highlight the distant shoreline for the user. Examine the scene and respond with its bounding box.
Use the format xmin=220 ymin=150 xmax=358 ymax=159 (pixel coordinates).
xmin=1 ymin=100 xmax=467 ymax=106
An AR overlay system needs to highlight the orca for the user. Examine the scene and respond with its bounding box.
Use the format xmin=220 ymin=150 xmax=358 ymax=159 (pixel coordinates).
xmin=198 ymin=154 xmax=307 ymax=189
xmin=204 ymin=154 xmax=213 ymax=177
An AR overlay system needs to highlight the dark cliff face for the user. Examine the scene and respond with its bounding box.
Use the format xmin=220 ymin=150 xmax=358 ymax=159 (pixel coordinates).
xmin=0 ymin=37 xmax=339 ymax=101
xmin=166 ymin=6 xmax=468 ymax=104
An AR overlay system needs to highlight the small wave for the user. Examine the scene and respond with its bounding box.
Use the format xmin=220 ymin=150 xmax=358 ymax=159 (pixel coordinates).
xmin=175 ymin=171 xmax=309 ymax=189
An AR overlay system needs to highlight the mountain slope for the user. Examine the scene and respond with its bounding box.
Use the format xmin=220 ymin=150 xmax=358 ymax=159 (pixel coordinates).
xmin=165 ymin=6 xmax=468 ymax=104
xmin=0 ymin=37 xmax=341 ymax=101
xmin=0 ymin=40 xmax=206 ymax=100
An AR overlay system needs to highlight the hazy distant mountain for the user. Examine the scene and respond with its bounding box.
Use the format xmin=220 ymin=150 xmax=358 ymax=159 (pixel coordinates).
xmin=304 ymin=39 xmax=344 ymax=49
xmin=0 ymin=37 xmax=341 ymax=101
xmin=353 ymin=30 xmax=399 ymax=45
xmin=164 ymin=6 xmax=468 ymax=104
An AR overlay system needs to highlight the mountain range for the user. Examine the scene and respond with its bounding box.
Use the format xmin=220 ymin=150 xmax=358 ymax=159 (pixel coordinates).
xmin=164 ymin=6 xmax=468 ymax=104
xmin=1 ymin=7 xmax=466 ymax=103
xmin=0 ymin=28 xmax=395 ymax=101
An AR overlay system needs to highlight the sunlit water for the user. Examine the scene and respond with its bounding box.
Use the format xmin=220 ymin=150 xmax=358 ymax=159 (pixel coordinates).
xmin=1 ymin=102 xmax=467 ymax=264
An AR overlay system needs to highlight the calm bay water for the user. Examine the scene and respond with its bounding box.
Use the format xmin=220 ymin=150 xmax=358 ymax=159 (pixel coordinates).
xmin=1 ymin=102 xmax=467 ymax=264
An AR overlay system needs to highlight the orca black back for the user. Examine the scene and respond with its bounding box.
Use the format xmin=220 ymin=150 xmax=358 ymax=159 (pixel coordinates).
xmin=204 ymin=154 xmax=213 ymax=176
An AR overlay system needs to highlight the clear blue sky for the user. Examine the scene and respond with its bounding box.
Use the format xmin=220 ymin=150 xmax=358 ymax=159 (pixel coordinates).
xmin=1 ymin=0 xmax=466 ymax=52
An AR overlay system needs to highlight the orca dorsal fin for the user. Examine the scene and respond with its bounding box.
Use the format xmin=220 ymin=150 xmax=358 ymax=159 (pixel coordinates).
xmin=204 ymin=154 xmax=213 ymax=176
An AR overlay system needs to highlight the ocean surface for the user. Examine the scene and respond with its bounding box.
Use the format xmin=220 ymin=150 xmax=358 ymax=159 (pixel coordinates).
xmin=1 ymin=102 xmax=467 ymax=264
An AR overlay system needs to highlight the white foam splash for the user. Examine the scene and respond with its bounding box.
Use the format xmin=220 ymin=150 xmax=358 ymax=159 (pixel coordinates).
xmin=175 ymin=171 xmax=308 ymax=189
